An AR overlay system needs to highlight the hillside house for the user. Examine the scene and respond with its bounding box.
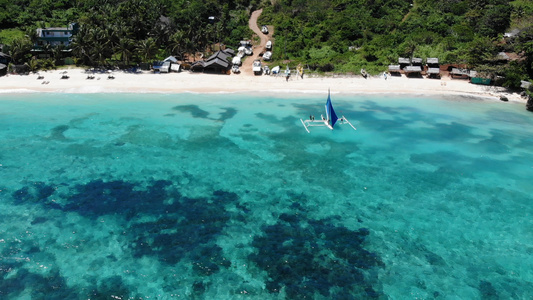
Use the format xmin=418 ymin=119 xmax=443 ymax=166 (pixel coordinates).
xmin=34 ymin=23 xmax=79 ymax=50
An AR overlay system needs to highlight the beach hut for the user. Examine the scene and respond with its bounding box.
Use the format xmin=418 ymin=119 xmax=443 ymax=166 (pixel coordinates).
xmin=411 ymin=57 xmax=423 ymax=66
xmin=164 ymin=56 xmax=178 ymax=63
xmin=162 ymin=56 xmax=181 ymax=72
xmin=160 ymin=61 xmax=171 ymax=73
xmin=388 ymin=65 xmax=401 ymax=76
xmin=170 ymin=64 xmax=181 ymax=72
xmin=398 ymin=57 xmax=410 ymax=70
xmin=0 ymin=52 xmax=11 ymax=65
xmin=426 ymin=58 xmax=440 ymax=78
xmin=404 ymin=65 xmax=422 ymax=77
xmin=191 ymin=50 xmax=232 ymax=74
xmin=427 ymin=67 xmax=440 ymax=78
xmin=223 ymin=48 xmax=235 ymax=56
xmin=426 ymin=58 xmax=439 ymax=65
xmin=0 ymin=63 xmax=7 ymax=77
xmin=190 ymin=61 xmax=206 ymax=72
xmin=451 ymin=68 xmax=470 ymax=79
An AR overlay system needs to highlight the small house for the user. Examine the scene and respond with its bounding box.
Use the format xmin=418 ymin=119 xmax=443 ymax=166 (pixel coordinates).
xmin=191 ymin=49 xmax=233 ymax=74
xmin=34 ymin=23 xmax=79 ymax=51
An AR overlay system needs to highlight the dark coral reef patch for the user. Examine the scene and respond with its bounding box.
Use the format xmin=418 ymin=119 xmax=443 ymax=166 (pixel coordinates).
xmin=250 ymin=213 xmax=384 ymax=299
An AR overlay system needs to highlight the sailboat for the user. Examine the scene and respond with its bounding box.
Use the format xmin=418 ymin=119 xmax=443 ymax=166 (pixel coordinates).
xmin=300 ymin=90 xmax=357 ymax=133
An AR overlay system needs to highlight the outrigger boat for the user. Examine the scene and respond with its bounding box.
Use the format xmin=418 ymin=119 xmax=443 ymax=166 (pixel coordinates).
xmin=300 ymin=90 xmax=357 ymax=133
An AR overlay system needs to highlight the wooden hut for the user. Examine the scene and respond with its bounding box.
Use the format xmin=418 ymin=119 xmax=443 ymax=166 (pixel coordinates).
xmin=0 ymin=63 xmax=7 ymax=76
xmin=450 ymin=68 xmax=469 ymax=79
xmin=411 ymin=57 xmax=423 ymax=66
xmin=388 ymin=65 xmax=401 ymax=76
xmin=404 ymin=65 xmax=422 ymax=77
xmin=426 ymin=58 xmax=440 ymax=78
xmin=0 ymin=52 xmax=10 ymax=65
xmin=398 ymin=57 xmax=410 ymax=70
xmin=191 ymin=50 xmax=233 ymax=74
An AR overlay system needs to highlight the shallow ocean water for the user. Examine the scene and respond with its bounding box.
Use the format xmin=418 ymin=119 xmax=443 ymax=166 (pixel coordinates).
xmin=0 ymin=92 xmax=532 ymax=299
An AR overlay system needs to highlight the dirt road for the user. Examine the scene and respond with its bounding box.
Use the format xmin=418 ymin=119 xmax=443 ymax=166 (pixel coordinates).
xmin=240 ymin=9 xmax=274 ymax=76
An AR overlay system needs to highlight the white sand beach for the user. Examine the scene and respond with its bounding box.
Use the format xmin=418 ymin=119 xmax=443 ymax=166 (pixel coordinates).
xmin=0 ymin=67 xmax=526 ymax=103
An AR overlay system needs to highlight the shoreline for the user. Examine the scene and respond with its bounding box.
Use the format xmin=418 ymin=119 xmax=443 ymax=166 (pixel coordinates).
xmin=0 ymin=67 xmax=527 ymax=104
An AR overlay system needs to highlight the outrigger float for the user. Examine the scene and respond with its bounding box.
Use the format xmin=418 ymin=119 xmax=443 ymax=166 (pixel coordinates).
xmin=300 ymin=89 xmax=357 ymax=133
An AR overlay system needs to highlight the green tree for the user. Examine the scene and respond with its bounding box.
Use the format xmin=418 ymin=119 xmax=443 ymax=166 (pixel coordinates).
xmin=136 ymin=37 xmax=158 ymax=63
xmin=8 ymin=37 xmax=32 ymax=64
xmin=115 ymin=37 xmax=134 ymax=66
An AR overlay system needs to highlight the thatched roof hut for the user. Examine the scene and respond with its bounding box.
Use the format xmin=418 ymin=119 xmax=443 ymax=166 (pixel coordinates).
xmin=411 ymin=57 xmax=423 ymax=65
xmin=388 ymin=65 xmax=401 ymax=73
xmin=426 ymin=58 xmax=439 ymax=65
xmin=404 ymin=65 xmax=422 ymax=73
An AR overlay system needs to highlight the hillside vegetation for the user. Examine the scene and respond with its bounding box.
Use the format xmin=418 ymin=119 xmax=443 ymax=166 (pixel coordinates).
xmin=1 ymin=0 xmax=532 ymax=88
xmin=260 ymin=0 xmax=533 ymax=87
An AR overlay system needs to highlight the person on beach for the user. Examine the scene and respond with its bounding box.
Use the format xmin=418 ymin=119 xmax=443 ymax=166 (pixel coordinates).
xmin=297 ymin=64 xmax=304 ymax=79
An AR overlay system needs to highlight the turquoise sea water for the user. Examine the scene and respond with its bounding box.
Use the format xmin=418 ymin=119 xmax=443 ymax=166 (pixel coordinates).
xmin=0 ymin=92 xmax=532 ymax=299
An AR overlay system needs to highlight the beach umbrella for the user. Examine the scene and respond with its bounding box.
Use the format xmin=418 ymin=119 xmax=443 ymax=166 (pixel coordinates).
xmin=0 ymin=63 xmax=7 ymax=69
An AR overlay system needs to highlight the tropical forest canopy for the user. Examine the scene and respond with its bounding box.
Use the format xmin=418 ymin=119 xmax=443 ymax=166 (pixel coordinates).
xmin=1 ymin=0 xmax=532 ymax=87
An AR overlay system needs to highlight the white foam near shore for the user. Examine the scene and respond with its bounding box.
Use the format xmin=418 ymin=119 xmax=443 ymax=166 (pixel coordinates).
xmin=0 ymin=67 xmax=526 ymax=103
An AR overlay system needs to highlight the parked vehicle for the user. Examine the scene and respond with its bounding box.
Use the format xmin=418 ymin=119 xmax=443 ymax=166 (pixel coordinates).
xmin=253 ymin=60 xmax=262 ymax=75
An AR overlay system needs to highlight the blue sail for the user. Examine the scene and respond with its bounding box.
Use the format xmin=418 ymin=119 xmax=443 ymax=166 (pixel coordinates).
xmin=325 ymin=92 xmax=338 ymax=128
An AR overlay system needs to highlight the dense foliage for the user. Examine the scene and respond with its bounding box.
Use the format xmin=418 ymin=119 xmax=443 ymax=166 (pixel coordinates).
xmin=259 ymin=0 xmax=533 ymax=86
xmin=0 ymin=0 xmax=258 ymax=67
xmin=1 ymin=0 xmax=532 ymax=86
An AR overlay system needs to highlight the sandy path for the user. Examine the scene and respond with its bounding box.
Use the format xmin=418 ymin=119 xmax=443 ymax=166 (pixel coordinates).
xmin=240 ymin=9 xmax=273 ymax=75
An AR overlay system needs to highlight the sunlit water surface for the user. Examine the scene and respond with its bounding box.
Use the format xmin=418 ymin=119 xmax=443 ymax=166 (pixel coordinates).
xmin=1 ymin=92 xmax=532 ymax=299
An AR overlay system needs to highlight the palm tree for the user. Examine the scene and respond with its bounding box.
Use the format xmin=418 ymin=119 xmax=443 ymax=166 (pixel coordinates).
xmin=115 ymin=37 xmax=134 ymax=66
xmin=28 ymin=57 xmax=40 ymax=72
xmin=71 ymin=26 xmax=94 ymax=65
xmin=52 ymin=44 xmax=66 ymax=65
xmin=9 ymin=38 xmax=32 ymax=64
xmin=136 ymin=38 xmax=158 ymax=63
xmin=169 ymin=31 xmax=188 ymax=61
